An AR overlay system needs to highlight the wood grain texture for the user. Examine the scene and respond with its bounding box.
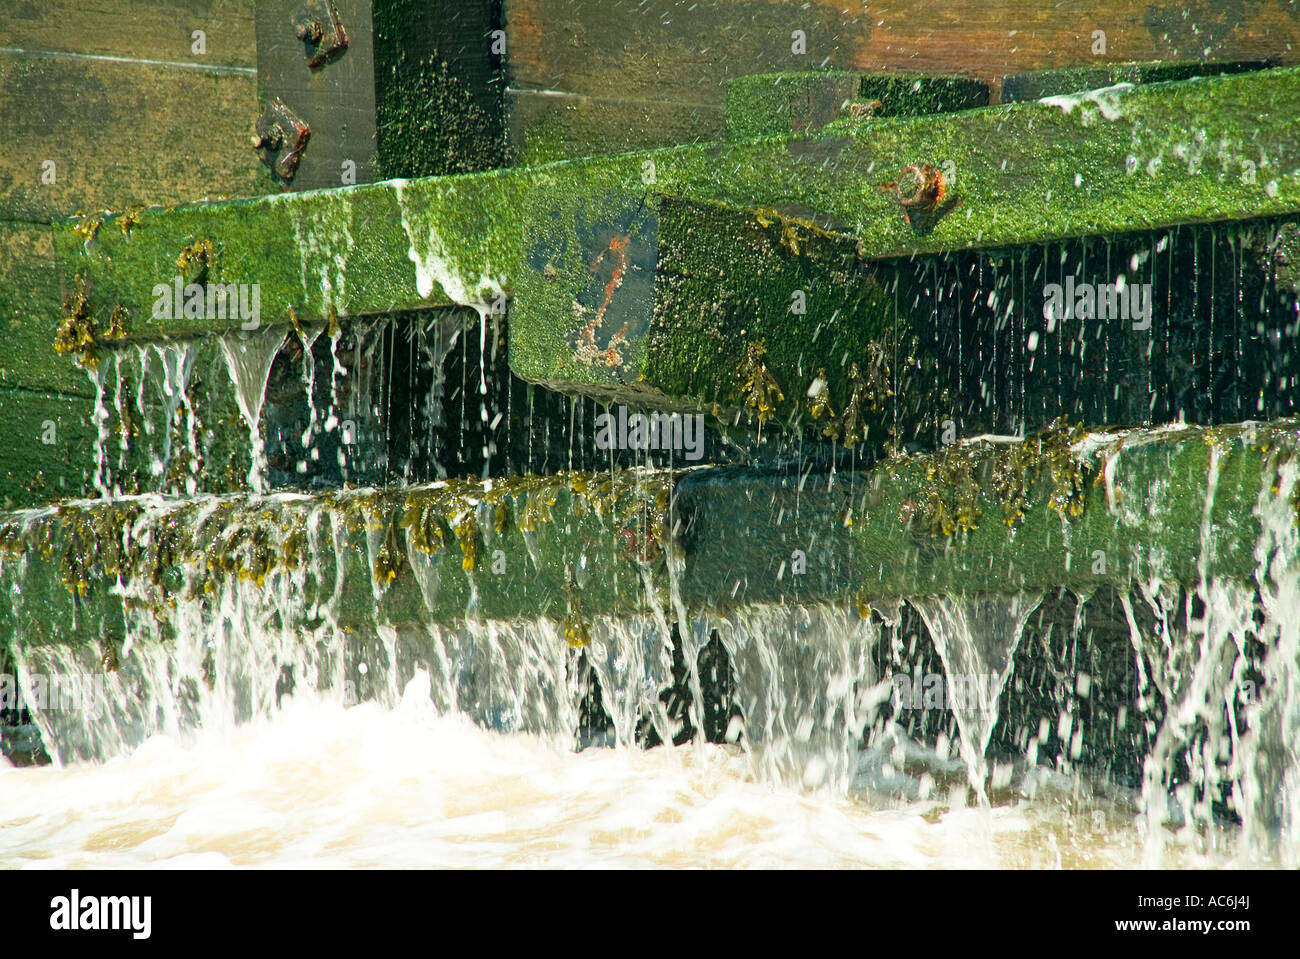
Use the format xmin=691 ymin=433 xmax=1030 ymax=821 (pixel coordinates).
xmin=503 ymin=0 xmax=1300 ymax=153
xmin=0 ymin=51 xmax=261 ymax=221
xmin=0 ymin=0 xmax=257 ymax=69
xmin=853 ymin=0 xmax=1299 ymax=92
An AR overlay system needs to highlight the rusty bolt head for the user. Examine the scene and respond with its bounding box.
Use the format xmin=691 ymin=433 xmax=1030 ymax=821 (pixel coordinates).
xmin=253 ymin=98 xmax=311 ymax=183
xmin=893 ymin=163 xmax=946 ymax=212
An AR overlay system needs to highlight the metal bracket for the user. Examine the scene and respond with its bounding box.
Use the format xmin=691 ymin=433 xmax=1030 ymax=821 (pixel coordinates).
xmin=294 ymin=1 xmax=349 ymax=69
xmin=252 ymin=98 xmax=312 ymax=183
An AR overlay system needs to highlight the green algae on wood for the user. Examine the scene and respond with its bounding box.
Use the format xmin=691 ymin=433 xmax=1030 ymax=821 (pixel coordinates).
xmin=725 ymin=71 xmax=989 ymax=140
xmin=507 ymin=92 xmax=721 ymax=167
xmin=0 ymin=222 xmax=91 ymax=397
xmin=2 ymin=423 xmax=1298 ymax=646
xmin=509 ymin=191 xmax=940 ymax=441
xmin=678 ymin=422 xmax=1296 ymax=612
xmin=0 ymin=468 xmax=675 ymax=649
xmin=1000 ymin=59 xmax=1272 ymax=103
xmin=52 ymin=67 xmax=1300 ymax=341
xmin=0 ymin=388 xmax=94 ymax=510
xmin=373 ymin=0 xmax=507 ymax=179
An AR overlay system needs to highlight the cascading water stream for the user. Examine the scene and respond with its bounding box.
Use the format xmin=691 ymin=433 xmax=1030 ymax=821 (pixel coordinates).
xmin=11 ymin=294 xmax=1300 ymax=867
xmin=911 ymin=593 xmax=1044 ymax=802
xmin=709 ymin=605 xmax=878 ymax=792
xmin=220 ymin=329 xmax=288 ymax=494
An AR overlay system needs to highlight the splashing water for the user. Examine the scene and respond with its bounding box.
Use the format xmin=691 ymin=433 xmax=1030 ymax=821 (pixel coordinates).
xmin=2 ymin=671 xmax=1221 ymax=870
xmin=912 ymin=594 xmax=1044 ymax=802
xmin=5 ymin=426 xmax=1300 ymax=867
xmin=709 ymin=605 xmax=878 ymax=792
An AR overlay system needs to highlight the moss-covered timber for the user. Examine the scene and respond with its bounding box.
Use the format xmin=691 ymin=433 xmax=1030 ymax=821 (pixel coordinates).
xmin=725 ymin=72 xmax=989 ymax=140
xmin=1000 ymin=59 xmax=1271 ymax=103
xmin=3 ymin=422 xmax=1297 ymax=649
xmin=678 ymin=421 xmax=1296 ymax=612
xmin=510 ymin=192 xmax=938 ymax=437
xmin=373 ymin=0 xmax=507 ymax=179
xmin=0 ymin=387 xmax=94 ymax=510
xmin=0 ymin=222 xmax=90 ymax=397
xmin=51 ymin=67 xmax=1300 ymax=344
xmin=0 ymin=469 xmax=672 ymax=650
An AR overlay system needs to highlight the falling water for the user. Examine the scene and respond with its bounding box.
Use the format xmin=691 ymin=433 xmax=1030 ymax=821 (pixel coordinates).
xmin=911 ymin=593 xmax=1045 ymax=802
xmin=3 ymin=467 xmax=1300 ymax=864
xmin=220 ymin=329 xmax=287 ymax=494
xmin=709 ymin=604 xmax=877 ymax=791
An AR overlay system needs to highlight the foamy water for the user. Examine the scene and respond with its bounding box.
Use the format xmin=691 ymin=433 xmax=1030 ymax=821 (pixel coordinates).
xmin=0 ymin=673 xmax=1256 ymax=870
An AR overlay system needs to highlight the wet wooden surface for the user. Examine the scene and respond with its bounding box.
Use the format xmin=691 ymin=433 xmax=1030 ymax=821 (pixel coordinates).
xmin=0 ymin=1 xmax=260 ymax=220
xmin=504 ymin=0 xmax=1300 ymax=154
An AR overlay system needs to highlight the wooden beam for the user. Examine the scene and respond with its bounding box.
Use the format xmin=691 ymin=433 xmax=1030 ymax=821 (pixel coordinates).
xmin=53 ymin=68 xmax=1300 ymax=347
xmin=0 ymin=51 xmax=260 ymax=221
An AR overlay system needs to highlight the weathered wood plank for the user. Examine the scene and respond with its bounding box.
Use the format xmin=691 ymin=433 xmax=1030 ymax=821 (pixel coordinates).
xmin=680 ymin=423 xmax=1287 ymax=609
xmin=504 ymin=0 xmax=872 ymax=157
xmin=725 ymin=72 xmax=989 ymax=140
xmin=504 ymin=0 xmax=1300 ymax=144
xmin=0 ymin=51 xmax=261 ymax=221
xmin=248 ymin=1 xmax=504 ymax=192
xmin=510 ymin=193 xmax=932 ymax=438
xmin=508 ymin=91 xmax=720 ymax=166
xmin=505 ymin=0 xmax=869 ymax=102
xmin=0 ymin=469 xmax=672 ymax=646
xmin=1 ymin=423 xmax=1290 ymax=646
xmin=511 ymin=186 xmax=1299 ymax=438
xmin=853 ymin=0 xmax=1299 ymax=95
xmin=0 ymin=0 xmax=257 ymax=69
xmin=254 ymin=0 xmax=380 ymax=192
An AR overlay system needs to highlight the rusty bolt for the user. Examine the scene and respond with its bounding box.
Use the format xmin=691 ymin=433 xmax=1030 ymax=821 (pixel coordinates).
xmin=294 ymin=1 xmax=348 ymax=69
xmin=892 ymin=163 xmax=947 ymax=213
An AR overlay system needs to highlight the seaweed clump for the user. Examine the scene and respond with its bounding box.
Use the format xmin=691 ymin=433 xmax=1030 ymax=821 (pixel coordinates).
xmin=400 ymin=470 xmax=673 ymax=577
xmin=901 ymin=417 xmax=1093 ymax=537
xmin=3 ymin=469 xmax=676 ymax=641
xmin=818 ymin=344 xmax=896 ymax=449
xmin=177 ymin=237 xmax=215 ymax=283
xmin=562 ymin=575 xmax=590 ymax=648
xmin=53 ymin=276 xmax=99 ymax=369
xmin=739 ymin=339 xmax=784 ymax=433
